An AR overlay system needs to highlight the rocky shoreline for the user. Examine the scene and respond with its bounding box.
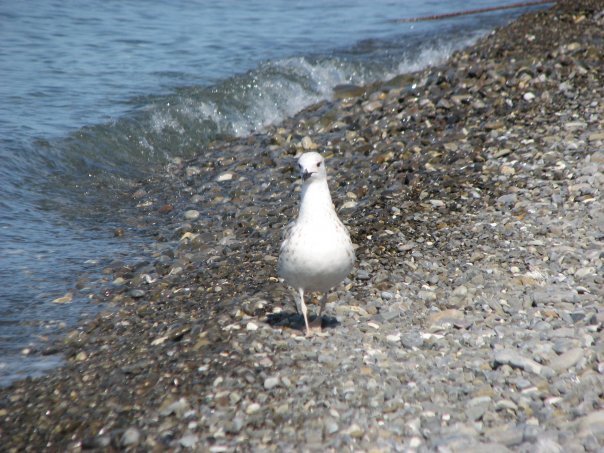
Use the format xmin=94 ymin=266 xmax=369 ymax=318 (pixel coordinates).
xmin=2 ymin=1 xmax=603 ymax=451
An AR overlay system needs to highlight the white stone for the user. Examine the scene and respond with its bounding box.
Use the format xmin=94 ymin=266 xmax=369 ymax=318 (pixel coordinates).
xmin=246 ymin=321 xmax=259 ymax=331
xmin=216 ymin=172 xmax=233 ymax=182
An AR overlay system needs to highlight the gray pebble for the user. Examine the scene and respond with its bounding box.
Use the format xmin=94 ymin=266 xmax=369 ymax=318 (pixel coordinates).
xmin=493 ymin=349 xmax=553 ymax=377
xmin=418 ymin=289 xmax=437 ymax=301
xmin=466 ymin=396 xmax=491 ymax=421
xmin=578 ymin=410 xmax=604 ymax=436
xmin=179 ymin=434 xmax=199 ymax=448
xmin=263 ymin=376 xmax=280 ymax=390
xmin=159 ymin=398 xmax=190 ymax=417
xmin=120 ymin=427 xmax=141 ymax=447
xmin=128 ymin=289 xmax=145 ymax=298
xmin=401 ymin=333 xmax=424 ymax=349
xmin=380 ymin=291 xmax=394 ymax=300
xmin=496 ymin=193 xmax=517 ymax=206
xmin=485 ymin=425 xmax=524 ymax=447
xmin=356 ymin=269 xmax=371 ymax=280
xmin=535 ymin=437 xmax=564 ymax=453
xmin=464 ymin=443 xmax=512 ymax=453
xmin=549 ymin=348 xmax=584 ymax=372
xmin=324 ymin=418 xmax=339 ymax=435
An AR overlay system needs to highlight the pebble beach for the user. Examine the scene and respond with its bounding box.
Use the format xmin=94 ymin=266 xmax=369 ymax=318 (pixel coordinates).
xmin=1 ymin=0 xmax=603 ymax=451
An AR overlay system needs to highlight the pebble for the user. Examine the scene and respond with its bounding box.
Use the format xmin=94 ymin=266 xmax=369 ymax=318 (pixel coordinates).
xmin=496 ymin=193 xmax=517 ymax=206
xmin=549 ymin=348 xmax=584 ymax=372
xmin=245 ymin=403 xmax=261 ymax=415
xmin=574 ymin=267 xmax=594 ymax=279
xmin=535 ymin=438 xmax=563 ymax=453
xmin=216 ymin=172 xmax=234 ymax=182
xmin=159 ymin=398 xmax=190 ymax=417
xmin=128 ymin=289 xmax=145 ymax=298
xmin=577 ymin=410 xmax=604 ymax=435
xmin=179 ymin=434 xmax=199 ymax=448
xmin=500 ymin=165 xmax=516 ymax=175
xmin=184 ymin=209 xmax=200 ymax=220
xmin=495 ymin=399 xmax=518 ymax=412
xmin=52 ymin=292 xmax=73 ymax=304
xmin=356 ymin=270 xmax=371 ymax=280
xmin=120 ymin=427 xmax=141 ymax=447
xmin=452 ymin=285 xmax=468 ymax=297
xmin=386 ymin=333 xmax=401 ymax=343
xmin=263 ymin=376 xmax=280 ymax=390
xmin=301 ymin=136 xmax=316 ymax=150
xmin=494 ymin=349 xmax=554 ymax=378
xmin=157 ymin=204 xmax=174 ymax=214
xmin=588 ymin=131 xmax=604 ymax=142
xmin=345 ymin=423 xmax=364 ymax=439
xmin=362 ymin=100 xmax=383 ymax=113
xmin=485 ymin=425 xmax=524 ymax=447
xmin=324 ymin=419 xmax=339 ymax=435
xmin=428 ymin=309 xmax=464 ymax=327
xmin=523 ymin=92 xmax=536 ymax=101
xmin=418 ymin=290 xmax=437 ymax=301
xmin=401 ymin=333 xmax=424 ymax=349
xmin=112 ymin=277 xmax=126 ymax=286
xmin=185 ymin=166 xmax=200 ymax=177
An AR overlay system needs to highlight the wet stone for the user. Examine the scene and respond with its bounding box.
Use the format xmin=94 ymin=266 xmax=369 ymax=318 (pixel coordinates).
xmin=184 ymin=209 xmax=200 ymax=220
xmin=128 ymin=289 xmax=145 ymax=298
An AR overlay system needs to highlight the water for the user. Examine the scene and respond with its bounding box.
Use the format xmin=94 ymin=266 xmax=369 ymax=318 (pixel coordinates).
xmin=0 ymin=0 xmax=545 ymax=386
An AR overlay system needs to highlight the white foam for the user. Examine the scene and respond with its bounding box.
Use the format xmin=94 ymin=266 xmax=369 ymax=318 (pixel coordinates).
xmin=150 ymin=109 xmax=185 ymax=135
xmin=141 ymin=33 xmax=489 ymax=152
xmin=396 ymin=35 xmax=482 ymax=75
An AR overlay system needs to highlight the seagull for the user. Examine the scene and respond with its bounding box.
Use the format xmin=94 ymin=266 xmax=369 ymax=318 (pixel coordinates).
xmin=278 ymin=152 xmax=355 ymax=336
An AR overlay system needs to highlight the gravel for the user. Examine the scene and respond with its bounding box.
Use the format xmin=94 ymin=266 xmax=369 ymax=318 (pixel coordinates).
xmin=1 ymin=1 xmax=603 ymax=451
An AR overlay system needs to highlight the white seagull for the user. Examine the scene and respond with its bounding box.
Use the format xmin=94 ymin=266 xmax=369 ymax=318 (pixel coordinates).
xmin=278 ymin=152 xmax=355 ymax=336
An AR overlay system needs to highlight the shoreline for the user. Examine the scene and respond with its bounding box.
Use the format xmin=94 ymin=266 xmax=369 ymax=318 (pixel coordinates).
xmin=2 ymin=1 xmax=603 ymax=451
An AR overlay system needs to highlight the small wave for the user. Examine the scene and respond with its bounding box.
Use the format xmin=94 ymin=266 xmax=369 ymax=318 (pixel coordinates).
xmin=397 ymin=35 xmax=481 ymax=74
xmin=31 ymin=26 xmax=490 ymax=208
xmin=133 ymin=31 xmax=484 ymax=156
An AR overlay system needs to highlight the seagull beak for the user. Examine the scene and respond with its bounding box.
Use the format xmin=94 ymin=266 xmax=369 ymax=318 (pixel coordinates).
xmin=302 ymin=170 xmax=313 ymax=181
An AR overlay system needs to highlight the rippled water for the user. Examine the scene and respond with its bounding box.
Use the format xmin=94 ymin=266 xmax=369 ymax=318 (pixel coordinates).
xmin=0 ymin=0 xmax=545 ymax=386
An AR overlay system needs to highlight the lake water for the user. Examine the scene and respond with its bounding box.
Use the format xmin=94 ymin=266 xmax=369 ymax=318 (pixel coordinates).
xmin=0 ymin=0 xmax=546 ymax=386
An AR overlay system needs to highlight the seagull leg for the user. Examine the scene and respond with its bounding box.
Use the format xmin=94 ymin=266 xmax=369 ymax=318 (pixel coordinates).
xmin=298 ymin=288 xmax=311 ymax=336
xmin=293 ymin=288 xmax=302 ymax=315
xmin=309 ymin=293 xmax=327 ymax=333
xmin=318 ymin=293 xmax=328 ymax=319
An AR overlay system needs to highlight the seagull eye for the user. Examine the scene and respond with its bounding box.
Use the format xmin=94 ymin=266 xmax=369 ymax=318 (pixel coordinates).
xmin=317 ymin=162 xmax=322 ymax=167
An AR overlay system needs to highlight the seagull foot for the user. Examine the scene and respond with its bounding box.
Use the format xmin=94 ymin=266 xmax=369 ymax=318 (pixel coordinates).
xmin=307 ymin=317 xmax=323 ymax=335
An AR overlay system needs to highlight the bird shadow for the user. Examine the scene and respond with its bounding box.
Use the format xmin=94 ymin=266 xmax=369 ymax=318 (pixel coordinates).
xmin=265 ymin=312 xmax=340 ymax=333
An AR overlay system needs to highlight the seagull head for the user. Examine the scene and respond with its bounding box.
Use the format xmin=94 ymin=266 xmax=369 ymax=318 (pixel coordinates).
xmin=297 ymin=152 xmax=326 ymax=182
